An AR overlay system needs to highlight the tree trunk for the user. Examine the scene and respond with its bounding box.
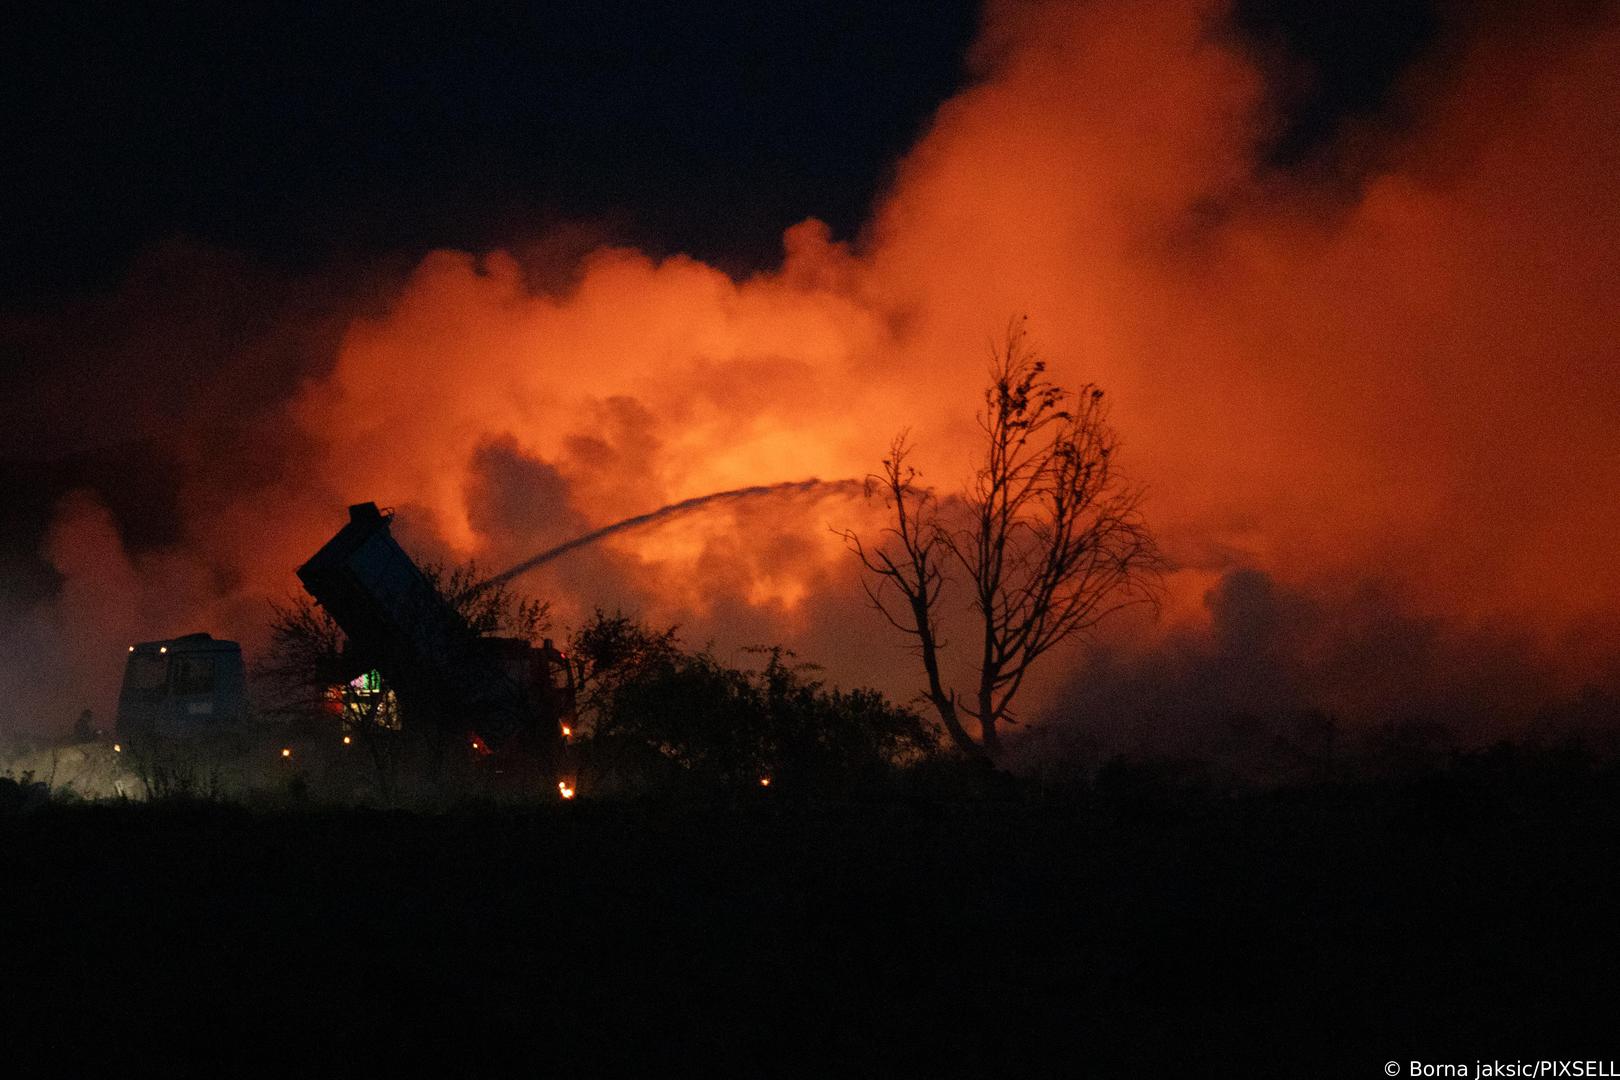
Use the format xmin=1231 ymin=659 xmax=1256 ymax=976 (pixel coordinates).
xmin=910 ymin=590 xmax=987 ymax=762
xmin=977 ymin=684 xmax=999 ymax=760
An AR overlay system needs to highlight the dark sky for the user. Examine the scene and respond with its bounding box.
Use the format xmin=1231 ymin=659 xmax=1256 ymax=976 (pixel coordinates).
xmin=1 ymin=0 xmax=1437 ymax=308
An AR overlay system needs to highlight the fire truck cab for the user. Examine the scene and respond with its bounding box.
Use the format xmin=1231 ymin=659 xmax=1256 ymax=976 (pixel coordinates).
xmin=114 ymin=633 xmax=248 ymax=739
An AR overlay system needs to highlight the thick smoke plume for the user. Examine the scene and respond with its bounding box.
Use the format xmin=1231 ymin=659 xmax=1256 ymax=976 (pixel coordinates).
xmin=3 ymin=0 xmax=1618 ymax=749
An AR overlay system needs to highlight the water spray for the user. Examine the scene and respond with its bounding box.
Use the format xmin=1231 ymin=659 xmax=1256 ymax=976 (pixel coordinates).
xmin=468 ymin=477 xmax=863 ymax=594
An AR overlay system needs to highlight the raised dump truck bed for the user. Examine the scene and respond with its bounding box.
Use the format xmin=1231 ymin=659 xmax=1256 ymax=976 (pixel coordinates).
xmin=296 ymin=502 xmax=571 ymax=759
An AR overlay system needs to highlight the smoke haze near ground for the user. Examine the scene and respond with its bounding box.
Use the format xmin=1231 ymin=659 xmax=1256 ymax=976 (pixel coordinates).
xmin=3 ymin=0 xmax=1617 ymax=751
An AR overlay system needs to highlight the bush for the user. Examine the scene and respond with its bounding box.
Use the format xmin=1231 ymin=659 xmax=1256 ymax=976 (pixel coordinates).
xmin=573 ymin=614 xmax=935 ymax=795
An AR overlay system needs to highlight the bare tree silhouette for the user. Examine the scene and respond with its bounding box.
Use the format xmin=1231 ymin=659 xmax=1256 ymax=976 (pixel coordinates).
xmin=844 ymin=319 xmax=1163 ymax=762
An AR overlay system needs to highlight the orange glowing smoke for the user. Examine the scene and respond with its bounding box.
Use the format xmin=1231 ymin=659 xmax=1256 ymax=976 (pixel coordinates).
xmin=10 ymin=0 xmax=1620 ymax=735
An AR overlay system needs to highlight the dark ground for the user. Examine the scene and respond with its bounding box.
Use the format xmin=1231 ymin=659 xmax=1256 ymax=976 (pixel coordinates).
xmin=4 ymin=754 xmax=1618 ymax=1075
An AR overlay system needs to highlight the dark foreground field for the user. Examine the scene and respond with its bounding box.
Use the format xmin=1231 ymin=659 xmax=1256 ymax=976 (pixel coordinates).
xmin=5 ymin=755 xmax=1618 ymax=1075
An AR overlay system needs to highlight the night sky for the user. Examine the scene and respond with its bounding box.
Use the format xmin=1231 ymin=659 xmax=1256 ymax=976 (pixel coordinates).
xmin=2 ymin=1 xmax=1432 ymax=304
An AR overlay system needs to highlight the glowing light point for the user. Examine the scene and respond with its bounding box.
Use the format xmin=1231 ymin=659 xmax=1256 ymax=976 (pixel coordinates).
xmin=281 ymin=747 xmax=292 ymax=759
xmin=560 ymin=724 xmax=572 ymax=738
xmin=759 ymin=777 xmax=772 ymax=787
xmin=558 ymin=781 xmax=576 ymax=800
xmin=128 ymin=645 xmax=135 ymax=653
xmin=342 ymin=735 xmax=352 ymax=746
xmin=159 ymin=646 xmax=168 ymax=654
xmin=113 ymin=743 xmax=122 ymax=753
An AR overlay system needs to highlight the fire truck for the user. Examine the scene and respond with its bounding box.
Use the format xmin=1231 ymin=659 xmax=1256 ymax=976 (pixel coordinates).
xmin=114 ymin=633 xmax=249 ymax=739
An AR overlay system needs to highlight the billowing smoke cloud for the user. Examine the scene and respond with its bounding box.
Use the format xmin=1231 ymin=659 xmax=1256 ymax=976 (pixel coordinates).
xmin=4 ymin=0 xmax=1618 ymax=747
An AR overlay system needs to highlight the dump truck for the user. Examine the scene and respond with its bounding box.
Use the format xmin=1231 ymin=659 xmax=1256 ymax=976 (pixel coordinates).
xmin=296 ymin=502 xmax=576 ymax=792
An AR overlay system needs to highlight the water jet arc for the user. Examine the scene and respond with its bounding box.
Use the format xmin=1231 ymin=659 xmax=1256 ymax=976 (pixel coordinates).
xmin=470 ymin=477 xmax=861 ymax=594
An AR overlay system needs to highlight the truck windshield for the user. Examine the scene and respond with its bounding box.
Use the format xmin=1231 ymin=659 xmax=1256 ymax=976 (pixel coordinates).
xmin=125 ymin=654 xmax=168 ymax=691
